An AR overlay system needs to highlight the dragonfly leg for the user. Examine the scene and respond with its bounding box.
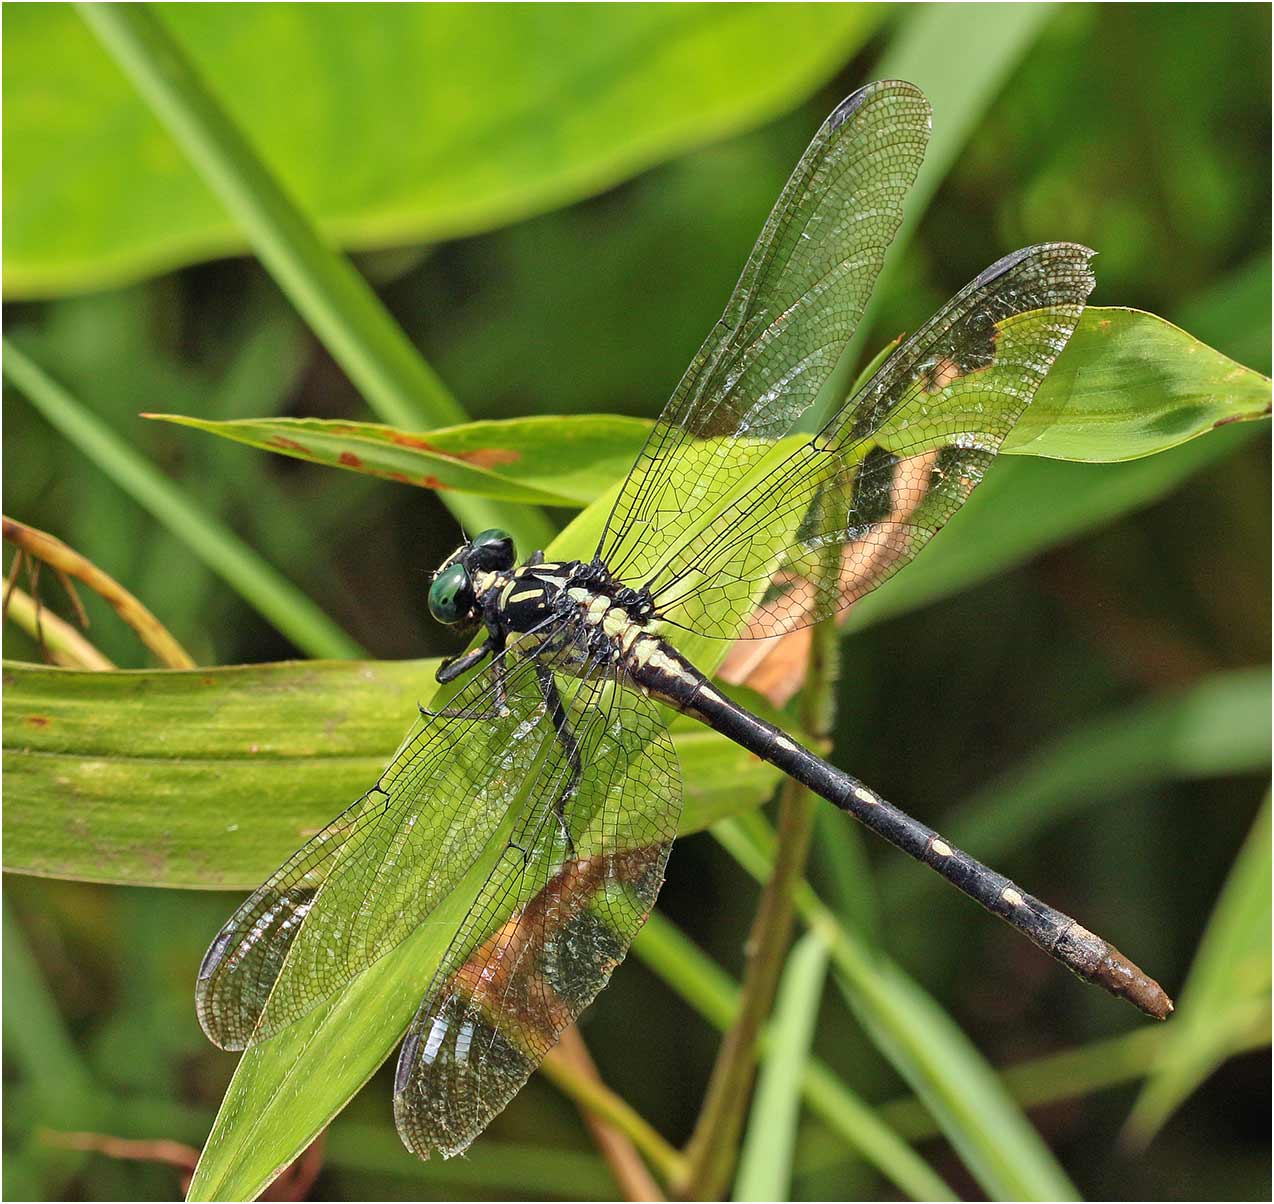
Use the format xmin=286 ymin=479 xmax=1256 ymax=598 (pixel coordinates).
xmin=421 ymin=637 xmax=512 ymax=720
xmin=535 ymin=661 xmax=580 ymax=858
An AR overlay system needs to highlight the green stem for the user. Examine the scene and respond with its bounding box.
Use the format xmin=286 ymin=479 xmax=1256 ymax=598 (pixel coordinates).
xmin=677 ymin=620 xmax=836 ymax=1199
xmin=77 ymin=2 xmax=552 ymax=554
xmin=634 ymin=912 xmax=954 ymax=1201
xmin=4 ymin=341 xmax=362 ymax=660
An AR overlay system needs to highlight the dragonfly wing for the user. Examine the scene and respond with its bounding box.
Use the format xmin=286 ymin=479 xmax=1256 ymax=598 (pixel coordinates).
xmin=393 ymin=667 xmax=680 ymax=1159
xmin=597 ymin=80 xmax=931 ymax=586
xmin=641 ymin=243 xmax=1097 ymax=640
xmin=196 ymin=637 xmax=567 ymax=1050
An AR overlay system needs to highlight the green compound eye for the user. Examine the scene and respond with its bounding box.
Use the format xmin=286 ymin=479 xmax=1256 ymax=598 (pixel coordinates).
xmin=428 ymin=563 xmax=474 ymax=625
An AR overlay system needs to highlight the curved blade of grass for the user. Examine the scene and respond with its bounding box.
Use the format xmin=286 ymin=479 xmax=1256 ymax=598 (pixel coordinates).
xmin=3 ymin=586 xmax=114 ymax=670
xmin=1124 ymin=791 xmax=1271 ymax=1146
xmin=2 ymin=659 xmax=788 ymax=889
xmin=882 ymin=667 xmax=1272 ymax=909
xmin=716 ymin=815 xmax=1078 ymax=1202
xmin=77 ymin=3 xmax=548 ymax=553
xmin=4 ymin=515 xmax=195 ymax=668
xmin=2 ymin=340 xmax=361 ymax=661
xmin=144 ymin=413 xmax=652 ymax=508
xmin=10 ymin=6 xmax=881 ymax=296
xmin=733 ymin=931 xmax=830 ymax=1202
xmin=878 ymin=1016 xmax=1270 ymax=1146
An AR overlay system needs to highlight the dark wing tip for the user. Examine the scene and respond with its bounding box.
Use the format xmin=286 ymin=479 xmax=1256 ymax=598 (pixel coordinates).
xmin=972 ymin=241 xmax=1098 ymax=297
xmin=827 ymin=78 xmax=931 ymax=134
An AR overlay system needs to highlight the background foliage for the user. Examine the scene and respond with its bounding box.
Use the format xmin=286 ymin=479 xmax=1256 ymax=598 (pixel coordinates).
xmin=3 ymin=3 xmax=1270 ymax=1201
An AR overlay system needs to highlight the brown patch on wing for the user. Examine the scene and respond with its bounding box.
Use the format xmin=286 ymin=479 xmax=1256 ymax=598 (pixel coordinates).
xmin=450 ymin=845 xmax=661 ymax=1052
xmin=720 ymin=449 xmax=942 ymax=705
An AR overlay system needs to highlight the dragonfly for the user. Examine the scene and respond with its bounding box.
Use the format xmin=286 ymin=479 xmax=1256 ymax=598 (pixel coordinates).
xmin=196 ymin=79 xmax=1172 ymax=1162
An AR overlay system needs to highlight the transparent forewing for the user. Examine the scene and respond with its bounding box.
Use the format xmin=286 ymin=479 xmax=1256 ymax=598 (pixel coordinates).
xmin=393 ymin=668 xmax=680 ymax=1160
xmin=644 ymin=243 xmax=1097 ymax=640
xmin=597 ymin=80 xmax=931 ymax=586
xmin=196 ymin=632 xmax=570 ymax=1051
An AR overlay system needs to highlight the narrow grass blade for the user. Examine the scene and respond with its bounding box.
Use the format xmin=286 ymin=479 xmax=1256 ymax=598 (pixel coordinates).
xmin=78 ymin=2 xmax=550 ymax=552
xmin=734 ymin=932 xmax=830 ymax=1201
xmin=633 ymin=914 xmax=955 ymax=1201
xmin=3 ymin=586 xmax=114 ymax=670
xmin=882 ymin=667 xmax=1271 ymax=907
xmin=1124 ymin=791 xmax=1272 ymax=1146
xmin=4 ymin=515 xmax=194 ymax=668
xmin=3 ymin=340 xmax=362 ymax=660
xmin=824 ymin=1 xmax=1055 ymax=405
xmin=716 ymin=816 xmax=1078 ymax=1202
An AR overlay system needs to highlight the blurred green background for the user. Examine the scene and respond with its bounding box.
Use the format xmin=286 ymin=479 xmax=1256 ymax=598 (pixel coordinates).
xmin=3 ymin=3 xmax=1269 ymax=1201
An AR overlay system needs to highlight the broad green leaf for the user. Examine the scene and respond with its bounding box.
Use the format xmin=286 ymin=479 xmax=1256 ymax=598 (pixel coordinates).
xmin=3 ymin=4 xmax=881 ymax=297
xmin=2 ymin=659 xmax=787 ymax=889
xmin=186 ymin=787 xmax=523 ymax=1200
xmin=144 ymin=413 xmax=652 ymax=508
xmin=734 ymin=932 xmax=829 ymax=1202
xmin=1124 ymin=791 xmax=1272 ymax=1145
xmin=1004 ymin=309 xmax=1271 ymax=460
xmin=816 ymin=0 xmax=1054 ymax=407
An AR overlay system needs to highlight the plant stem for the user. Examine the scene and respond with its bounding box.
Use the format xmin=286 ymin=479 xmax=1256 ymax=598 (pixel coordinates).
xmin=3 ymin=586 xmax=115 ymax=671
xmin=677 ymin=619 xmax=837 ymax=1199
xmin=4 ymin=516 xmax=195 ymax=669
xmin=553 ymin=1025 xmax=664 ymax=1201
xmin=540 ymin=1042 xmax=688 ymax=1188
xmin=77 ymin=2 xmax=552 ymax=554
xmin=3 ymin=341 xmax=363 ymax=661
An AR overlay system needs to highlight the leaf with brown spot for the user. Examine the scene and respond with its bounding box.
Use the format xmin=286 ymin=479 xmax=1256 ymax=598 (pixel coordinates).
xmin=145 ymin=413 xmax=650 ymax=508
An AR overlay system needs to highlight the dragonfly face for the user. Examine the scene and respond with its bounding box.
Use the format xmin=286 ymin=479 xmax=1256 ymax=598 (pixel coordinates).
xmin=195 ymin=80 xmax=1163 ymax=1170
xmin=426 ymin=527 xmax=517 ymax=628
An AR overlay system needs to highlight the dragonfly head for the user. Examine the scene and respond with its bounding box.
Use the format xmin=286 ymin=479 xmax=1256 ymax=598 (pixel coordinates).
xmin=427 ymin=529 xmax=516 ymax=626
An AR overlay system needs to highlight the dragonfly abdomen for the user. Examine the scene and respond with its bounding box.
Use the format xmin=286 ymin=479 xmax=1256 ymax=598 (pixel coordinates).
xmin=681 ymin=680 xmax=1173 ymax=1019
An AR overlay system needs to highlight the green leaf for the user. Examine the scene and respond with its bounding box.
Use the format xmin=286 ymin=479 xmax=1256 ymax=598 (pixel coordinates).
xmin=186 ymin=791 xmax=521 ymax=1201
xmin=154 ymin=309 xmax=1269 ymax=509
xmin=4 ymin=4 xmax=881 ymax=297
xmin=734 ymin=932 xmax=829 ymax=1202
xmin=2 ymin=659 xmax=786 ymax=889
xmin=847 ymin=421 xmax=1258 ymax=633
xmin=1004 ymin=309 xmax=1271 ymax=461
xmin=1124 ymin=791 xmax=1272 ymax=1146
xmin=144 ymin=412 xmax=653 ymax=508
